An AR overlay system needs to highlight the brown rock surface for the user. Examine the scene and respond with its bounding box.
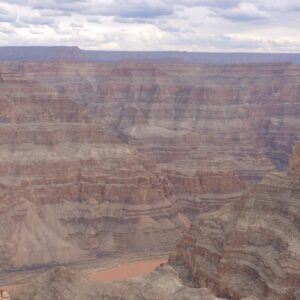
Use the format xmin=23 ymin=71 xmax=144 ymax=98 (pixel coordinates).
xmin=18 ymin=61 xmax=300 ymax=177
xmin=10 ymin=265 xmax=227 ymax=300
xmin=0 ymin=62 xmax=247 ymax=270
xmin=170 ymin=145 xmax=300 ymax=300
xmin=1 ymin=61 xmax=300 ymax=270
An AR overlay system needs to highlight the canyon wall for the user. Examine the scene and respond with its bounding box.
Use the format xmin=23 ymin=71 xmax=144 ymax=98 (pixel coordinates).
xmin=170 ymin=145 xmax=300 ymax=300
xmin=1 ymin=47 xmax=300 ymax=64
xmin=0 ymin=62 xmax=245 ymax=270
xmin=21 ymin=61 xmax=300 ymax=175
xmin=0 ymin=61 xmax=300 ymax=270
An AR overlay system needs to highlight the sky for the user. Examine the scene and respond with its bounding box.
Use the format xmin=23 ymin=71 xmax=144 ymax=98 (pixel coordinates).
xmin=0 ymin=0 xmax=299 ymax=52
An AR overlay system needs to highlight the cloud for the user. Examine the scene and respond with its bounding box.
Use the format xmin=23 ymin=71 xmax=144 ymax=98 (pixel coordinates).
xmin=39 ymin=9 xmax=72 ymax=17
xmin=98 ymin=0 xmax=174 ymax=19
xmin=213 ymin=3 xmax=269 ymax=22
xmin=30 ymin=0 xmax=88 ymax=14
xmin=22 ymin=0 xmax=174 ymax=19
xmin=257 ymin=0 xmax=300 ymax=12
xmin=170 ymin=0 xmax=241 ymax=9
xmin=0 ymin=6 xmax=17 ymax=23
xmin=19 ymin=15 xmax=55 ymax=26
xmin=0 ymin=0 xmax=299 ymax=52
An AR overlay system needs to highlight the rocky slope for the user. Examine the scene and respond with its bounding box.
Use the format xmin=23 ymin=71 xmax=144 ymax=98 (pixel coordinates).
xmin=10 ymin=142 xmax=300 ymax=300
xmin=170 ymin=145 xmax=300 ymax=300
xmin=10 ymin=265 xmax=226 ymax=300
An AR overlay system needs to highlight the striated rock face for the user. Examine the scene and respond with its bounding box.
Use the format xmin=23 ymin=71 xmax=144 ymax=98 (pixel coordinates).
xmin=10 ymin=266 xmax=226 ymax=300
xmin=0 ymin=62 xmax=246 ymax=270
xmin=170 ymin=145 xmax=300 ymax=300
xmin=1 ymin=61 xmax=300 ymax=270
xmin=19 ymin=61 xmax=300 ymax=179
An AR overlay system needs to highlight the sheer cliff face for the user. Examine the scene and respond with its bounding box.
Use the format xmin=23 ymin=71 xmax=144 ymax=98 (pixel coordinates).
xmin=0 ymin=62 xmax=245 ymax=270
xmin=170 ymin=145 xmax=300 ymax=300
xmin=0 ymin=61 xmax=300 ymax=270
xmin=18 ymin=61 xmax=300 ymax=176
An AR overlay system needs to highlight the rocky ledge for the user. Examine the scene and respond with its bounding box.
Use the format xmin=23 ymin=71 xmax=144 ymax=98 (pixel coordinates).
xmin=170 ymin=145 xmax=300 ymax=300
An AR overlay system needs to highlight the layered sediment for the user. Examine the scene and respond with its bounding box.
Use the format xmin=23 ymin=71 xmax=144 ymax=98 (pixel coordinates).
xmin=170 ymin=145 xmax=300 ymax=300
xmin=0 ymin=62 xmax=245 ymax=270
xmin=20 ymin=61 xmax=300 ymax=178
xmin=1 ymin=61 xmax=300 ymax=270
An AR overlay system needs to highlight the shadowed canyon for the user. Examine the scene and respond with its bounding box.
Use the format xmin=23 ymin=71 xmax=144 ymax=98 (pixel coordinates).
xmin=0 ymin=50 xmax=299 ymax=299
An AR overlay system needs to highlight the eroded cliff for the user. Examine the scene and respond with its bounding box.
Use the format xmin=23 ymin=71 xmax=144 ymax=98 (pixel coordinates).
xmin=0 ymin=62 xmax=246 ymax=269
xmin=1 ymin=61 xmax=300 ymax=270
xmin=170 ymin=145 xmax=300 ymax=300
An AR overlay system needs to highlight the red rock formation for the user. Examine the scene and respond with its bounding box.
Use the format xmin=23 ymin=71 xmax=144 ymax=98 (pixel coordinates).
xmin=1 ymin=61 xmax=300 ymax=271
xmin=0 ymin=63 xmax=245 ymax=269
xmin=19 ymin=61 xmax=300 ymax=180
xmin=170 ymin=145 xmax=300 ymax=300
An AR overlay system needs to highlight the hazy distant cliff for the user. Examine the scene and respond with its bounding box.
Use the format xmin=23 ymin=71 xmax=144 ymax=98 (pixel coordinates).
xmin=0 ymin=46 xmax=300 ymax=64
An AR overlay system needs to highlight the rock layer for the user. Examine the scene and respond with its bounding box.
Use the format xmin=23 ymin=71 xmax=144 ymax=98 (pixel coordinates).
xmin=20 ymin=61 xmax=300 ymax=179
xmin=0 ymin=62 xmax=246 ymax=270
xmin=170 ymin=145 xmax=300 ymax=300
xmin=1 ymin=61 xmax=300 ymax=269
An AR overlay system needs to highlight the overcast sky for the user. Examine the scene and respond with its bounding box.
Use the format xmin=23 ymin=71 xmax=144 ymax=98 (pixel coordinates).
xmin=0 ymin=0 xmax=299 ymax=52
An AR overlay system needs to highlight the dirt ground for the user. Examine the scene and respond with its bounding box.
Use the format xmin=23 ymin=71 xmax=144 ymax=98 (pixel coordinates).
xmin=0 ymin=253 xmax=168 ymax=290
xmin=88 ymin=257 xmax=168 ymax=282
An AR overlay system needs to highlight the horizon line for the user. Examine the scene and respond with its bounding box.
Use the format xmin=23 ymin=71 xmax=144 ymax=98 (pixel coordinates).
xmin=0 ymin=46 xmax=299 ymax=55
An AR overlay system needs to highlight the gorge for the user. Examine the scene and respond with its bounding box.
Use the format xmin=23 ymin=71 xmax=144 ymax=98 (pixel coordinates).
xmin=0 ymin=50 xmax=299 ymax=299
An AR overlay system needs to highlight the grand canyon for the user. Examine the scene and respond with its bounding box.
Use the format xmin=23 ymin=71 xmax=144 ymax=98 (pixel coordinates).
xmin=0 ymin=48 xmax=299 ymax=300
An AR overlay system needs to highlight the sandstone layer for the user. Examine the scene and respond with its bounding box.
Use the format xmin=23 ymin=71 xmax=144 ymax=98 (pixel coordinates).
xmin=0 ymin=62 xmax=246 ymax=270
xmin=1 ymin=61 xmax=300 ymax=270
xmin=0 ymin=88 xmax=183 ymax=268
xmin=20 ymin=61 xmax=300 ymax=177
xmin=170 ymin=145 xmax=300 ymax=300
